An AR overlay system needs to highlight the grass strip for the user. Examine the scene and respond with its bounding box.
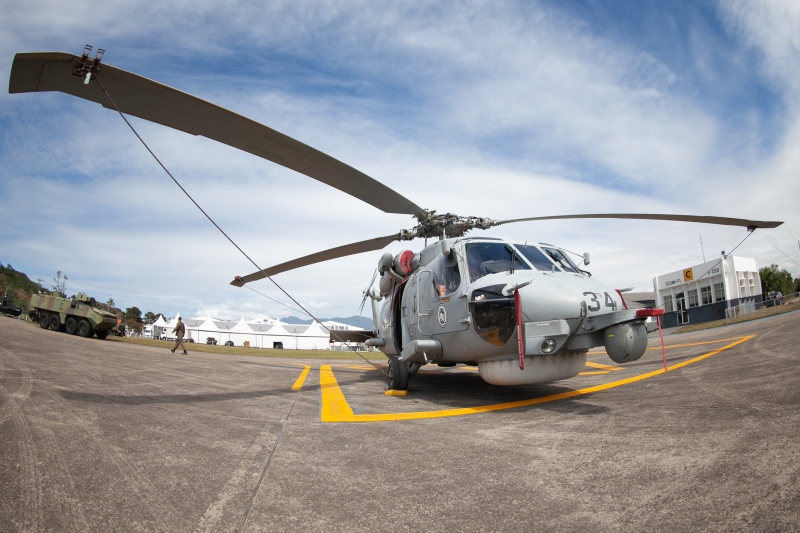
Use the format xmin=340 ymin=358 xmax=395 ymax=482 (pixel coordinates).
xmin=106 ymin=335 xmax=376 ymax=359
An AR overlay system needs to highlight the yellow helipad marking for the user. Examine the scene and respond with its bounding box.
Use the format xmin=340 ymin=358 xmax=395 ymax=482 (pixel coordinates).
xmin=578 ymin=371 xmax=610 ymax=376
xmin=588 ymin=336 xmax=744 ymax=355
xmin=291 ymin=365 xmax=311 ymax=391
xmin=584 ymin=361 xmax=624 ymax=371
xmin=319 ymin=335 xmax=755 ymax=423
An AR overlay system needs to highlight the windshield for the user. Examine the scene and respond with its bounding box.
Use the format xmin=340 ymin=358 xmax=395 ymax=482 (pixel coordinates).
xmin=514 ymin=244 xmax=557 ymax=271
xmin=540 ymin=246 xmax=579 ymax=273
xmin=466 ymin=242 xmax=530 ymax=283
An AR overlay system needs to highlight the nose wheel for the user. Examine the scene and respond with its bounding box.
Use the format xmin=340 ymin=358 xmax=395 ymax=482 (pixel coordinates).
xmin=387 ymin=357 xmax=409 ymax=391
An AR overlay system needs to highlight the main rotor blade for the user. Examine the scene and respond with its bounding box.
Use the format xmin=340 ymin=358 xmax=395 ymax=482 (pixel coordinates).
xmin=231 ymin=234 xmax=401 ymax=286
xmin=495 ymin=213 xmax=783 ymax=229
xmin=9 ymin=52 xmax=426 ymax=217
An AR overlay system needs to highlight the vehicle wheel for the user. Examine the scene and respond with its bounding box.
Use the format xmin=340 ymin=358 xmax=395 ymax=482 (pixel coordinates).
xmin=39 ymin=312 xmax=50 ymax=329
xmin=95 ymin=329 xmax=108 ymax=340
xmin=49 ymin=313 xmax=61 ymax=331
xmin=77 ymin=319 xmax=92 ymax=338
xmin=65 ymin=317 xmax=78 ymax=335
xmin=387 ymin=357 xmax=409 ymax=390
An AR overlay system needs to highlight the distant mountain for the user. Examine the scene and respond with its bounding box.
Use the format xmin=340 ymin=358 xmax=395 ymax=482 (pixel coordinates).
xmin=280 ymin=315 xmax=373 ymax=329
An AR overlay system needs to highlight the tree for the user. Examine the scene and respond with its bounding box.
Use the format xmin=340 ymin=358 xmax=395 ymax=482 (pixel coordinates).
xmin=124 ymin=306 xmax=143 ymax=323
xmin=143 ymin=311 xmax=158 ymax=324
xmin=107 ymin=297 xmax=115 ymax=309
xmin=52 ymin=271 xmax=68 ymax=297
xmin=759 ymin=264 xmax=794 ymax=296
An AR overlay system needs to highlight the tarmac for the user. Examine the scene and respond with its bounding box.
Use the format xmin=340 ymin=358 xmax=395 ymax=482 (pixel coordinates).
xmin=1 ymin=312 xmax=798 ymax=532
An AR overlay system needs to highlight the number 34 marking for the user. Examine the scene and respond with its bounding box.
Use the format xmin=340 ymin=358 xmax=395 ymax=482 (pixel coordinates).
xmin=583 ymin=292 xmax=617 ymax=312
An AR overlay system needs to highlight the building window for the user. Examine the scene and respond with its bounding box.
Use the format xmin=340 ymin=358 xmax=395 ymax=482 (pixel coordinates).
xmin=687 ymin=289 xmax=699 ymax=308
xmin=664 ymin=294 xmax=674 ymax=312
xmin=701 ymin=286 xmax=712 ymax=305
xmin=714 ymin=283 xmax=725 ymax=302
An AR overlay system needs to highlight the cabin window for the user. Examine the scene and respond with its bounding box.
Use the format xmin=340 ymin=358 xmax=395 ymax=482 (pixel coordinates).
xmin=429 ymin=253 xmax=462 ymax=297
xmin=514 ymin=244 xmax=557 ymax=271
xmin=466 ymin=242 xmax=531 ymax=283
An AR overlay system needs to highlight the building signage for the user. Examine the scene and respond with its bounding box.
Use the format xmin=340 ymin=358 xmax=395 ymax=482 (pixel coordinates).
xmin=656 ymin=259 xmax=727 ymax=291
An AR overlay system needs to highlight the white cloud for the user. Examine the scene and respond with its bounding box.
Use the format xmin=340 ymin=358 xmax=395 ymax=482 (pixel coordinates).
xmin=1 ymin=0 xmax=798 ymax=320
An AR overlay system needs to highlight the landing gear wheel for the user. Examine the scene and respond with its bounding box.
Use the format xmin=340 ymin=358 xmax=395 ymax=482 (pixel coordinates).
xmin=77 ymin=319 xmax=92 ymax=338
xmin=388 ymin=357 xmax=409 ymax=391
xmin=95 ymin=330 xmax=108 ymax=340
xmin=49 ymin=314 xmax=61 ymax=331
xmin=39 ymin=312 xmax=49 ymax=329
xmin=65 ymin=317 xmax=78 ymax=335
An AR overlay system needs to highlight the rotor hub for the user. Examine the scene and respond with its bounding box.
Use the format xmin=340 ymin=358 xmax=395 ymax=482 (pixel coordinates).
xmin=402 ymin=211 xmax=496 ymax=240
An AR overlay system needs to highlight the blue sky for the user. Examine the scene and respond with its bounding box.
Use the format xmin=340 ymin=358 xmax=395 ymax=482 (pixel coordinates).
xmin=1 ymin=0 xmax=798 ymax=320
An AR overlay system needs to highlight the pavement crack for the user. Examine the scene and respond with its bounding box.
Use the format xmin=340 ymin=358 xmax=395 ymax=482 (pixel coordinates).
xmin=235 ymin=388 xmax=301 ymax=533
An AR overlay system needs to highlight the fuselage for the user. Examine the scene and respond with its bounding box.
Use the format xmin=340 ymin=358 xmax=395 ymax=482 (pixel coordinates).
xmin=370 ymin=237 xmax=649 ymax=385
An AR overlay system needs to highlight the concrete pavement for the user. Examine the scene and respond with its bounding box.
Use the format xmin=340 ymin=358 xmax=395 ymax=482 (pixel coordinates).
xmin=1 ymin=312 xmax=798 ymax=532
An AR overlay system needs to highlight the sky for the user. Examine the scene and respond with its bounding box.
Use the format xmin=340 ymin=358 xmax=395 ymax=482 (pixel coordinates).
xmin=1 ymin=0 xmax=799 ymax=321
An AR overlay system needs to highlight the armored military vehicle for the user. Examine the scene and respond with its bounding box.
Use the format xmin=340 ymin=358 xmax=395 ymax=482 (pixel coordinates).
xmin=29 ymin=292 xmax=118 ymax=339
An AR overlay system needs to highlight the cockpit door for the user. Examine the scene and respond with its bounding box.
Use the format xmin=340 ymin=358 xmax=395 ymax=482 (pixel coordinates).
xmin=419 ymin=250 xmax=470 ymax=334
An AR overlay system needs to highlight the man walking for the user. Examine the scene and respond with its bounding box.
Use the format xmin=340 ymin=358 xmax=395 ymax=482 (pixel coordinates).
xmin=171 ymin=316 xmax=187 ymax=355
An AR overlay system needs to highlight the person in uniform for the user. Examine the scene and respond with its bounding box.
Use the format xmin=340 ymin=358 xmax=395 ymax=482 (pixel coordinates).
xmin=171 ymin=316 xmax=187 ymax=354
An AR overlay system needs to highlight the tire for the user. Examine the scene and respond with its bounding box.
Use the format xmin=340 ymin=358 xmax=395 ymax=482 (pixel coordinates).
xmin=49 ymin=313 xmax=61 ymax=331
xmin=39 ymin=312 xmax=50 ymax=329
xmin=95 ymin=329 xmax=108 ymax=340
xmin=77 ymin=319 xmax=92 ymax=338
xmin=388 ymin=357 xmax=410 ymax=390
xmin=65 ymin=317 xmax=78 ymax=335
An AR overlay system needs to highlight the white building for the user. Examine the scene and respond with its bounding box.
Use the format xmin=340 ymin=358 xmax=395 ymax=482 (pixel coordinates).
xmin=653 ymin=255 xmax=762 ymax=327
xmin=141 ymin=313 xmax=365 ymax=350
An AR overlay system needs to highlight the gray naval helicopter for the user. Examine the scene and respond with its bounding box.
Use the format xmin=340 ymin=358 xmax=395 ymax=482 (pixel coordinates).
xmin=10 ymin=49 xmax=783 ymax=391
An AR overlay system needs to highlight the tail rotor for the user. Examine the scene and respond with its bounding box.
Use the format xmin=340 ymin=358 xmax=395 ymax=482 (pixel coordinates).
xmin=357 ymin=268 xmax=378 ymax=320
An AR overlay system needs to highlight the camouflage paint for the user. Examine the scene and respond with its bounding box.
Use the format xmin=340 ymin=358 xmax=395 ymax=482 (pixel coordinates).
xmin=29 ymin=292 xmax=117 ymax=334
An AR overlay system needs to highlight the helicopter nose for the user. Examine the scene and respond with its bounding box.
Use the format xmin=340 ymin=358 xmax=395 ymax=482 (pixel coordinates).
xmin=511 ymin=278 xmax=587 ymax=323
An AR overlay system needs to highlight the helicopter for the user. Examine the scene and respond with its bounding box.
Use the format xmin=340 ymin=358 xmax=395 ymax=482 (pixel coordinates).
xmin=9 ymin=49 xmax=783 ymax=391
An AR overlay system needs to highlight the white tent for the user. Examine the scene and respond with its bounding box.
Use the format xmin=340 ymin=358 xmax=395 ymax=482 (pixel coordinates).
xmin=149 ymin=313 xmax=358 ymax=350
xmin=185 ymin=316 xmax=223 ymax=344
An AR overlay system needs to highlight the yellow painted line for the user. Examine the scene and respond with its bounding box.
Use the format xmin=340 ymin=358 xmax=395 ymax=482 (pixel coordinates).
xmin=588 ymin=336 xmax=746 ymax=355
xmin=385 ymin=390 xmax=408 ymax=396
xmin=584 ymin=361 xmax=624 ymax=371
xmin=291 ymin=365 xmax=311 ymax=391
xmin=319 ymin=335 xmax=755 ymax=423
xmin=578 ymin=371 xmax=610 ymax=376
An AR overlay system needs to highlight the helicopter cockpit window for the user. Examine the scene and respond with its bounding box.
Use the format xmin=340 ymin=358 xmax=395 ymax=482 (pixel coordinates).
xmin=466 ymin=242 xmax=531 ymax=283
xmin=514 ymin=245 xmax=557 ymax=271
xmin=540 ymin=246 xmax=578 ymax=273
xmin=430 ymin=253 xmax=462 ymax=297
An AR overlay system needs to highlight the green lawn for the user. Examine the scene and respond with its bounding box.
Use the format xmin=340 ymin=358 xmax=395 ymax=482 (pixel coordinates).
xmin=105 ymin=335 xmax=377 ymax=360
